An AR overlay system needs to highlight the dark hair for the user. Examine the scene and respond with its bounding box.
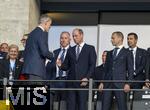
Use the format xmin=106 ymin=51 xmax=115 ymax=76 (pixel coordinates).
xmin=128 ymin=32 xmax=138 ymax=40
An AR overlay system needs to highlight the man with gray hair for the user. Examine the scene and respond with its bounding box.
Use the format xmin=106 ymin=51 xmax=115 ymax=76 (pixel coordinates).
xmin=22 ymin=14 xmax=54 ymax=84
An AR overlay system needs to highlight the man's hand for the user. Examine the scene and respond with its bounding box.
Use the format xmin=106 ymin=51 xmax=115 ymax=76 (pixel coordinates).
xmin=124 ymin=84 xmax=130 ymax=92
xmin=98 ymin=83 xmax=104 ymax=92
xmin=19 ymin=58 xmax=24 ymax=62
xmin=80 ymin=78 xmax=88 ymax=87
xmin=145 ymin=79 xmax=150 ymax=88
xmin=56 ymin=58 xmax=62 ymax=67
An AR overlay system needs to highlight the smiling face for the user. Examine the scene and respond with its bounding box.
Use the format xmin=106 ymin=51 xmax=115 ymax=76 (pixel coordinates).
xmin=8 ymin=45 xmax=19 ymax=60
xmin=0 ymin=43 xmax=9 ymax=53
xmin=60 ymin=32 xmax=71 ymax=48
xmin=127 ymin=35 xmax=137 ymax=48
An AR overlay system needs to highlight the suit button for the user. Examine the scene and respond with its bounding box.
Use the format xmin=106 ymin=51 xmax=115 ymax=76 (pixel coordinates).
xmin=112 ymin=68 xmax=114 ymax=70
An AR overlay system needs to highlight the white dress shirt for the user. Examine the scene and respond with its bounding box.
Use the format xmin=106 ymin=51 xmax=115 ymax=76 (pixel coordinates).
xmin=76 ymin=42 xmax=85 ymax=55
xmin=56 ymin=45 xmax=70 ymax=78
xmin=115 ymin=45 xmax=124 ymax=56
xmin=129 ymin=47 xmax=137 ymax=75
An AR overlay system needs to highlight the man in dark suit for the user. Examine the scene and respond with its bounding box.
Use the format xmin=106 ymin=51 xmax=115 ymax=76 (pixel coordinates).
xmin=57 ymin=28 xmax=97 ymax=110
xmin=46 ymin=31 xmax=71 ymax=109
xmin=99 ymin=31 xmax=134 ymax=110
xmin=93 ymin=51 xmax=107 ymax=108
xmin=145 ymin=48 xmax=150 ymax=88
xmin=127 ymin=32 xmax=147 ymax=89
xmin=94 ymin=51 xmax=108 ymax=82
xmin=22 ymin=14 xmax=53 ymax=84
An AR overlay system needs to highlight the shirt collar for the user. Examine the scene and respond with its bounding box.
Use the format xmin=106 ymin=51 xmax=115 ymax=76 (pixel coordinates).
xmin=38 ymin=25 xmax=45 ymax=31
xmin=78 ymin=42 xmax=85 ymax=47
xmin=10 ymin=59 xmax=16 ymax=63
xmin=129 ymin=46 xmax=137 ymax=52
xmin=61 ymin=45 xmax=70 ymax=50
xmin=116 ymin=45 xmax=124 ymax=49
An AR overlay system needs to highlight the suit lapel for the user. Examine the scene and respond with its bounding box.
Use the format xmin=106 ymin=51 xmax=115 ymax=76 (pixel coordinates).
xmin=14 ymin=60 xmax=22 ymax=79
xmin=114 ymin=47 xmax=125 ymax=60
xmin=77 ymin=44 xmax=86 ymax=61
xmin=135 ymin=47 xmax=140 ymax=68
xmin=72 ymin=46 xmax=77 ymax=61
xmin=55 ymin=48 xmax=61 ymax=59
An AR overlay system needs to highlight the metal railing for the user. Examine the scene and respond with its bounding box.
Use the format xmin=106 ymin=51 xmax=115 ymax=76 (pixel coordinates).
xmin=0 ymin=78 xmax=150 ymax=110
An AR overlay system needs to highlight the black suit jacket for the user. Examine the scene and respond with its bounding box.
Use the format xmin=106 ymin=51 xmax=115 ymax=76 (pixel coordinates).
xmin=61 ymin=44 xmax=97 ymax=80
xmin=94 ymin=64 xmax=105 ymax=81
xmin=0 ymin=59 xmax=23 ymax=82
xmin=93 ymin=64 xmax=105 ymax=87
xmin=103 ymin=47 xmax=134 ymax=88
xmin=146 ymin=48 xmax=150 ymax=80
xmin=133 ymin=47 xmax=147 ymax=80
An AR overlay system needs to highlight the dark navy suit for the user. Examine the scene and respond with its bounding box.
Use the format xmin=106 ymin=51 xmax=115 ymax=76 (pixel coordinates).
xmin=46 ymin=47 xmax=70 ymax=110
xmin=102 ymin=47 xmax=134 ymax=110
xmin=61 ymin=43 xmax=96 ymax=110
xmin=129 ymin=47 xmax=147 ymax=89
xmin=22 ymin=27 xmax=53 ymax=80
xmin=146 ymin=48 xmax=150 ymax=80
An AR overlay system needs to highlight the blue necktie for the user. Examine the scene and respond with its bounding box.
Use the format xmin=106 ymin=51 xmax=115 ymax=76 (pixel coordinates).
xmin=76 ymin=45 xmax=80 ymax=60
xmin=59 ymin=49 xmax=65 ymax=77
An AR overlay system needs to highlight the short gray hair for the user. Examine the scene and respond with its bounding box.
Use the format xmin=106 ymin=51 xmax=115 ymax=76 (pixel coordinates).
xmin=112 ymin=31 xmax=124 ymax=40
xmin=39 ymin=14 xmax=52 ymax=24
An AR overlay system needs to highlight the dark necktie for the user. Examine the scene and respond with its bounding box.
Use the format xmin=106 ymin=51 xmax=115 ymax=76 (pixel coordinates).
xmin=130 ymin=49 xmax=135 ymax=71
xmin=113 ymin=47 xmax=119 ymax=59
xmin=59 ymin=49 xmax=65 ymax=77
xmin=76 ymin=45 xmax=80 ymax=60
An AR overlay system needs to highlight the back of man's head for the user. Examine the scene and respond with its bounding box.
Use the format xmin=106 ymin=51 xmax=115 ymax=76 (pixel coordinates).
xmin=39 ymin=14 xmax=52 ymax=25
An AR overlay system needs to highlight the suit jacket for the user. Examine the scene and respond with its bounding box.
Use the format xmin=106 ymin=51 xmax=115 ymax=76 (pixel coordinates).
xmin=132 ymin=47 xmax=147 ymax=80
xmin=145 ymin=48 xmax=150 ymax=80
xmin=0 ymin=51 xmax=7 ymax=60
xmin=94 ymin=64 xmax=105 ymax=81
xmin=0 ymin=59 xmax=23 ymax=80
xmin=22 ymin=27 xmax=53 ymax=79
xmin=18 ymin=50 xmax=24 ymax=60
xmin=46 ymin=47 xmax=70 ymax=80
xmin=93 ymin=64 xmax=105 ymax=87
xmin=61 ymin=43 xmax=97 ymax=80
xmin=103 ymin=47 xmax=134 ymax=88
